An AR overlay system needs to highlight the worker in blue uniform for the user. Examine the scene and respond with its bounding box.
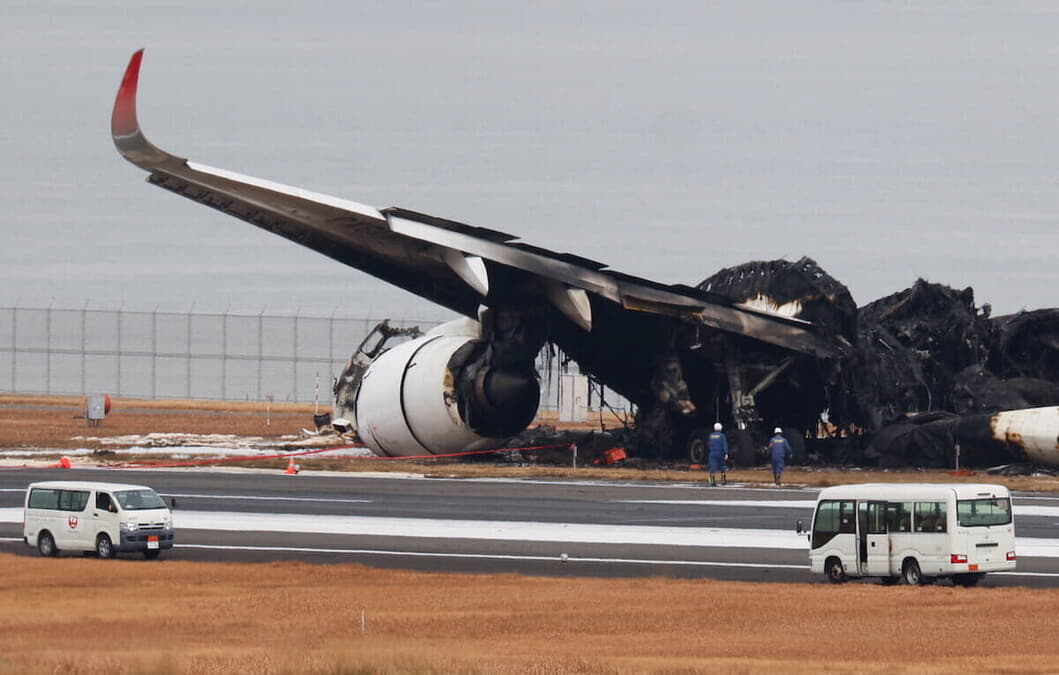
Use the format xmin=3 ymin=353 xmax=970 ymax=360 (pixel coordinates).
xmin=768 ymin=427 xmax=792 ymax=486
xmin=708 ymin=422 xmax=729 ymax=486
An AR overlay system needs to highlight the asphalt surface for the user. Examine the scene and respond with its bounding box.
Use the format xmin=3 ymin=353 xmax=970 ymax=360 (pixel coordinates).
xmin=2 ymin=467 xmax=1058 ymax=587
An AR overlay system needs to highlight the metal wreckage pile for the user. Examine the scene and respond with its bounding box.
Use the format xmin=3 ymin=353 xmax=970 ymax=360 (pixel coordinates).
xmin=678 ymin=257 xmax=1059 ymax=468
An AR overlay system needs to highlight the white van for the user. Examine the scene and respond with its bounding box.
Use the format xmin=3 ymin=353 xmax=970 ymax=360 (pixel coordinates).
xmin=808 ymin=483 xmax=1016 ymax=586
xmin=23 ymin=481 xmax=174 ymax=559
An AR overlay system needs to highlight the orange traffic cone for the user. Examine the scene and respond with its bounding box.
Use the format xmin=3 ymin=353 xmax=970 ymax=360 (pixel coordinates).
xmin=47 ymin=456 xmax=72 ymax=469
xmin=284 ymin=458 xmax=299 ymax=475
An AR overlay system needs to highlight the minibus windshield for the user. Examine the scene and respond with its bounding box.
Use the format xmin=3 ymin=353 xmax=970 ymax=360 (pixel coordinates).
xmin=114 ymin=489 xmax=166 ymax=510
xmin=956 ymin=497 xmax=1012 ymax=527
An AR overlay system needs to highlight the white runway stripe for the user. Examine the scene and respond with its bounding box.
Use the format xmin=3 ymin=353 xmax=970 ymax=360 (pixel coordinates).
xmin=177 ymin=543 xmax=807 ymax=569
xmin=3 ymin=507 xmax=1058 ymax=557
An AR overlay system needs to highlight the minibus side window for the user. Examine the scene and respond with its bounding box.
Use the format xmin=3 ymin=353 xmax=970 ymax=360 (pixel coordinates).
xmin=886 ymin=502 xmax=912 ymax=533
xmin=812 ymin=500 xmax=855 ymax=549
xmin=57 ymin=490 xmax=89 ymax=512
xmin=28 ymin=488 xmax=59 ymax=509
xmin=914 ymin=501 xmax=947 ymax=533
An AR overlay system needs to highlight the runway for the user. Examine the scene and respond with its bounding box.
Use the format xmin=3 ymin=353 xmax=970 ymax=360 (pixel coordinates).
xmin=2 ymin=468 xmax=1059 ymax=586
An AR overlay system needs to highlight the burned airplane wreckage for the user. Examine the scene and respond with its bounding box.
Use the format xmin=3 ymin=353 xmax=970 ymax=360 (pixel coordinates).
xmin=111 ymin=51 xmax=1059 ymax=468
xmin=676 ymin=260 xmax=1059 ymax=467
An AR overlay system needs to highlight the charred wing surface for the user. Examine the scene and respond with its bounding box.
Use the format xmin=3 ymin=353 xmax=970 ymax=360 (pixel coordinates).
xmin=110 ymin=50 xmax=854 ymax=460
xmin=112 ymin=51 xmax=838 ymax=356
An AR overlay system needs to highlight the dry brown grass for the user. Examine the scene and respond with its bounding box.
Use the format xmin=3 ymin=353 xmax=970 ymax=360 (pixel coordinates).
xmin=0 ymin=553 xmax=1056 ymax=674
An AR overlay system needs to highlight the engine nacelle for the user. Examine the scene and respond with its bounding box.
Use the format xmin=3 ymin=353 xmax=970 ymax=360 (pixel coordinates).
xmin=355 ymin=322 xmax=540 ymax=457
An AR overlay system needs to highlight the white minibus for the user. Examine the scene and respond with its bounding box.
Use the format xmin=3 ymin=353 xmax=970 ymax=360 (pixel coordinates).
xmin=23 ymin=481 xmax=174 ymax=559
xmin=808 ymin=483 xmax=1016 ymax=586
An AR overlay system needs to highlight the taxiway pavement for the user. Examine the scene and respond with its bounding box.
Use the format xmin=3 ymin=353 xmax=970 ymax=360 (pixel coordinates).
xmin=2 ymin=468 xmax=1058 ymax=586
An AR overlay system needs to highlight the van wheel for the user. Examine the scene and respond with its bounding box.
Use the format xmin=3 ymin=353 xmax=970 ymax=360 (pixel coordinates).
xmin=825 ymin=557 xmax=847 ymax=584
xmin=952 ymin=573 xmax=983 ymax=587
xmin=902 ymin=559 xmax=923 ymax=586
xmin=37 ymin=531 xmax=58 ymax=557
xmin=96 ymin=533 xmax=116 ymax=559
xmin=142 ymin=550 xmax=160 ymax=560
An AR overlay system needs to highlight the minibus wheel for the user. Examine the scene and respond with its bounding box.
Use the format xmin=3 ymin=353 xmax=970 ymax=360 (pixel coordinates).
xmin=902 ymin=559 xmax=923 ymax=586
xmin=96 ymin=533 xmax=116 ymax=559
xmin=37 ymin=531 xmax=58 ymax=558
xmin=825 ymin=557 xmax=846 ymax=584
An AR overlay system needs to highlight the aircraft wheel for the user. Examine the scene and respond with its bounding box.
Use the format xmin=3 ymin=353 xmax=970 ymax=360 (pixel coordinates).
xmin=686 ymin=428 xmax=710 ymax=465
xmin=728 ymin=429 xmax=756 ymax=467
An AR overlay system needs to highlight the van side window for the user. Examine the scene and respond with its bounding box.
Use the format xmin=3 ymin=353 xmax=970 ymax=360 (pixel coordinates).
xmin=96 ymin=492 xmax=115 ymax=512
xmin=28 ymin=488 xmax=59 ymax=509
xmin=58 ymin=490 xmax=89 ymax=512
xmin=914 ymin=501 xmax=947 ymax=533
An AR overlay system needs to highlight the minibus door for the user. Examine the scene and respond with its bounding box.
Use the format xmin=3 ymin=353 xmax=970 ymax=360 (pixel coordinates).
xmin=863 ymin=501 xmax=890 ymax=576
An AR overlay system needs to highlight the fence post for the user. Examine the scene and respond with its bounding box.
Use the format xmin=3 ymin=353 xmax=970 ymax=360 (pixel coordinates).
xmin=116 ymin=304 xmax=123 ymax=397
xmin=45 ymin=301 xmax=52 ymax=395
xmin=186 ymin=306 xmax=192 ymax=399
xmin=257 ymin=308 xmax=264 ymax=400
xmin=81 ymin=301 xmax=87 ymax=396
xmin=151 ymin=307 xmax=157 ymax=400
xmin=222 ymin=306 xmax=228 ymax=401
xmin=10 ymin=305 xmax=16 ymax=392
xmin=329 ymin=307 xmax=336 ymax=387
xmin=293 ymin=307 xmax=301 ymax=402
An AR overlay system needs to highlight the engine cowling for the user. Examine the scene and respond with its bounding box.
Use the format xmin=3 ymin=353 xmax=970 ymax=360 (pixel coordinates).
xmin=355 ymin=323 xmax=540 ymax=457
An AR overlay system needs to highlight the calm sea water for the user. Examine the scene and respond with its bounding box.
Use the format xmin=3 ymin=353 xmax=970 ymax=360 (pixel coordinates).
xmin=1 ymin=0 xmax=1057 ymax=320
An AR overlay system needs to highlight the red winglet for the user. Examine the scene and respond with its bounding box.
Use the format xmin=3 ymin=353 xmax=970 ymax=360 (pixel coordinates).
xmin=111 ymin=49 xmax=144 ymax=140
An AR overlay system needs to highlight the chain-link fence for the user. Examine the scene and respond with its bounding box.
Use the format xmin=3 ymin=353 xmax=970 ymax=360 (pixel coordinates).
xmin=0 ymin=305 xmax=629 ymax=414
xmin=0 ymin=305 xmax=437 ymax=403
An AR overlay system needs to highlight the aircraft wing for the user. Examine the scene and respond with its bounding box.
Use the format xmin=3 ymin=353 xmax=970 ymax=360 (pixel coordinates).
xmin=112 ymin=50 xmax=842 ymax=358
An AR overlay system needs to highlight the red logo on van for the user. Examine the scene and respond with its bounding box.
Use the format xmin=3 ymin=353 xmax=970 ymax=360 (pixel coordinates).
xmin=68 ymin=515 xmax=78 ymax=529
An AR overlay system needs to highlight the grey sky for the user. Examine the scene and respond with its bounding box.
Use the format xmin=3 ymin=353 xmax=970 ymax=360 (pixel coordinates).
xmin=2 ymin=1 xmax=1057 ymax=319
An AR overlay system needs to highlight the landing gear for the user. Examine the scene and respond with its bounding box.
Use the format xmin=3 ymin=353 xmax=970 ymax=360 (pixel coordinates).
xmin=686 ymin=428 xmax=710 ymax=465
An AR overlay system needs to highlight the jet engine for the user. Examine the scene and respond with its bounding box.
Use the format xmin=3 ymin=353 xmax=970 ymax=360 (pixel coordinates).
xmin=352 ymin=319 xmax=540 ymax=457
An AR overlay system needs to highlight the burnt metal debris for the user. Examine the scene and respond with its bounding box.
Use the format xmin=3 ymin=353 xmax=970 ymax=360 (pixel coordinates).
xmin=681 ymin=260 xmax=1059 ymax=467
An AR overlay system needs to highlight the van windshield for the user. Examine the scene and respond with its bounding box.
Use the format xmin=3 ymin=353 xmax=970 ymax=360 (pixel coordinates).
xmin=113 ymin=489 xmax=166 ymax=510
xmin=957 ymin=497 xmax=1012 ymax=527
